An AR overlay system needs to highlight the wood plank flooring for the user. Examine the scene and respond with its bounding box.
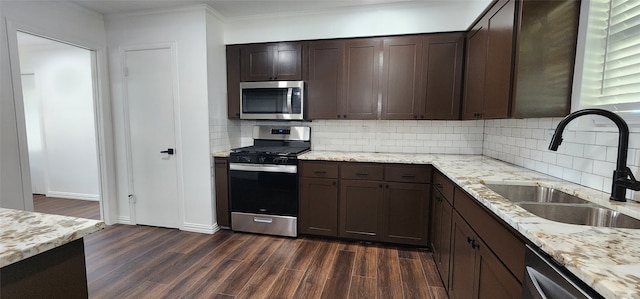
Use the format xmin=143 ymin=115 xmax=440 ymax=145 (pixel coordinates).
xmin=32 ymin=196 xmax=448 ymax=298
xmin=33 ymin=194 xmax=100 ymax=220
xmin=83 ymin=225 xmax=448 ymax=298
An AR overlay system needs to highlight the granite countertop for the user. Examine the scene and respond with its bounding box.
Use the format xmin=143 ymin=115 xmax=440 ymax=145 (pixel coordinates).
xmin=212 ymin=150 xmax=232 ymax=158
xmin=0 ymin=208 xmax=105 ymax=268
xmin=299 ymin=151 xmax=640 ymax=299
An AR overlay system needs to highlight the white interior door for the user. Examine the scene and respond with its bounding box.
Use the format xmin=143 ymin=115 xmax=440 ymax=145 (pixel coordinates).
xmin=125 ymin=47 xmax=180 ymax=229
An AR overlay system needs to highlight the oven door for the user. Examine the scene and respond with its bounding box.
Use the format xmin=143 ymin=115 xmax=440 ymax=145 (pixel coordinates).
xmin=229 ymin=163 xmax=298 ymax=217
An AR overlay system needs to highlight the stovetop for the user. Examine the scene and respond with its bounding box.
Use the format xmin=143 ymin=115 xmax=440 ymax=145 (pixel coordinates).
xmin=231 ymin=145 xmax=310 ymax=156
xmin=229 ymin=125 xmax=311 ymax=165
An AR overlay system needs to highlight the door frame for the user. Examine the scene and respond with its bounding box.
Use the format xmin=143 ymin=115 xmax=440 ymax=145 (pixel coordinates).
xmin=121 ymin=42 xmax=185 ymax=228
xmin=5 ymin=19 xmax=116 ymax=223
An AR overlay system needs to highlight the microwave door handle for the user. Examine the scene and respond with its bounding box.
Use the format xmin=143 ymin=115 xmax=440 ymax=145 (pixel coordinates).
xmin=286 ymin=88 xmax=293 ymax=113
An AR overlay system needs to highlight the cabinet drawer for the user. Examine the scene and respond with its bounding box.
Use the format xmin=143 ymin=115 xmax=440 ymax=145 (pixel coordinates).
xmin=432 ymin=171 xmax=454 ymax=204
xmin=454 ymin=188 xmax=525 ymax=283
xmin=341 ymin=163 xmax=384 ymax=181
xmin=301 ymin=162 xmax=339 ymax=178
xmin=384 ymin=164 xmax=432 ymax=183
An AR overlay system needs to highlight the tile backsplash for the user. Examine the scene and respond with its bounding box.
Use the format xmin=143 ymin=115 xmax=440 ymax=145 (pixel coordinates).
xmin=211 ymin=119 xmax=485 ymax=155
xmin=483 ymin=118 xmax=640 ymax=201
xmin=209 ymin=117 xmax=640 ymax=201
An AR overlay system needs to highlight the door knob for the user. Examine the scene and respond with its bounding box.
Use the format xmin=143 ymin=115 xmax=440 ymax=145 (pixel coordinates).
xmin=160 ymin=148 xmax=175 ymax=155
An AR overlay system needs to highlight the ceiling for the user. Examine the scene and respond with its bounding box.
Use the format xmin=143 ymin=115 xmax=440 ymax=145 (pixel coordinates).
xmin=70 ymin=0 xmax=458 ymax=18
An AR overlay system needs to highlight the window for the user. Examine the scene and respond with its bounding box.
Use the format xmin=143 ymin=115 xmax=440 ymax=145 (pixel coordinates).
xmin=575 ymin=0 xmax=640 ymax=122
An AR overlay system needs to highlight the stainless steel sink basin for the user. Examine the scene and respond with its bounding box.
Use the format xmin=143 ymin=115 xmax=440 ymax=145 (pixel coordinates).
xmin=484 ymin=183 xmax=640 ymax=228
xmin=518 ymin=203 xmax=640 ymax=229
xmin=484 ymin=184 xmax=590 ymax=204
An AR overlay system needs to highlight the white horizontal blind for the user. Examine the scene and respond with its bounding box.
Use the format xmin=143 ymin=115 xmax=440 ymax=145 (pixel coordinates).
xmin=600 ymin=0 xmax=640 ymax=104
xmin=579 ymin=0 xmax=640 ymax=117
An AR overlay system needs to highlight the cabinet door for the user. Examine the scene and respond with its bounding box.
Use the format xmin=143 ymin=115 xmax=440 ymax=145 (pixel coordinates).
xmin=381 ymin=182 xmax=430 ymax=246
xmin=343 ymin=38 xmax=382 ymax=119
xmin=482 ymin=0 xmax=515 ymax=119
xmin=462 ymin=21 xmax=488 ymax=120
xmin=274 ymin=43 xmax=303 ymax=80
xmin=299 ymin=177 xmax=338 ymax=236
xmin=448 ymin=212 xmax=477 ymax=299
xmin=475 ymin=238 xmax=522 ymax=299
xmin=381 ymin=36 xmax=423 ymax=120
xmin=340 ymin=180 xmax=384 ymax=241
xmin=307 ymin=40 xmax=344 ymax=119
xmin=214 ymin=158 xmax=230 ymax=227
xmin=241 ymin=44 xmax=276 ymax=81
xmin=423 ymin=34 xmax=464 ymax=120
xmin=226 ymin=45 xmax=241 ymax=119
xmin=430 ymin=190 xmax=453 ymax=290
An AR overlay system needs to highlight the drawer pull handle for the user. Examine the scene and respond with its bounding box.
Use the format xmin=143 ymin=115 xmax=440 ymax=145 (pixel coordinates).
xmin=314 ymin=170 xmax=327 ymax=174
xmin=401 ymin=175 xmax=415 ymax=179
xmin=254 ymin=217 xmax=273 ymax=224
xmin=467 ymin=237 xmax=474 ymax=244
xmin=356 ymin=172 xmax=369 ymax=176
xmin=435 ymin=183 xmax=443 ymax=189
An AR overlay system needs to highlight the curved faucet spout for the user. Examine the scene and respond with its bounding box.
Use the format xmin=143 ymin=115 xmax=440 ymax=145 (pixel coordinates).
xmin=548 ymin=109 xmax=634 ymax=202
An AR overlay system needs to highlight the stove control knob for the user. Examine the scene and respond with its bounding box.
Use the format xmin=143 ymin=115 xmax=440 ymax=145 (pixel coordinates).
xmin=274 ymin=157 xmax=288 ymax=164
xmin=258 ymin=157 xmax=266 ymax=163
xmin=239 ymin=156 xmax=251 ymax=163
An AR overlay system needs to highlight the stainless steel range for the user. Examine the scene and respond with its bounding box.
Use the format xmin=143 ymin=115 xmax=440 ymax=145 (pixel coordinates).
xmin=229 ymin=125 xmax=310 ymax=237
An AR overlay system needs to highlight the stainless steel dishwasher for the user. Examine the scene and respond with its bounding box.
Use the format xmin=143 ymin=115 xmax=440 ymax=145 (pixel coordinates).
xmin=522 ymin=245 xmax=604 ymax=299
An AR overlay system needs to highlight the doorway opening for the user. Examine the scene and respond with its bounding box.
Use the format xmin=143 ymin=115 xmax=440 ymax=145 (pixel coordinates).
xmin=16 ymin=32 xmax=101 ymax=220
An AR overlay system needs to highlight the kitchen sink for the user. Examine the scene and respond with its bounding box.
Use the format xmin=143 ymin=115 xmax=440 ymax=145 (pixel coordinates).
xmin=484 ymin=184 xmax=590 ymax=204
xmin=485 ymin=183 xmax=640 ymax=229
xmin=518 ymin=203 xmax=640 ymax=229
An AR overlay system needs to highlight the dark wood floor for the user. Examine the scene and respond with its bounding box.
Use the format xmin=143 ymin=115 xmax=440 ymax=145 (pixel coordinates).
xmin=33 ymin=194 xmax=101 ymax=220
xmin=33 ymin=196 xmax=448 ymax=298
xmin=84 ymin=225 xmax=448 ymax=299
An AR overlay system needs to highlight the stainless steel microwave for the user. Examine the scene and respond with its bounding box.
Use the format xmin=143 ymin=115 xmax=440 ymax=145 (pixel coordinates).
xmin=240 ymin=81 xmax=304 ymax=120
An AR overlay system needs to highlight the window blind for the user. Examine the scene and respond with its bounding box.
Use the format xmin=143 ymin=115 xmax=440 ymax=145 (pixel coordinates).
xmin=599 ymin=0 xmax=640 ymax=105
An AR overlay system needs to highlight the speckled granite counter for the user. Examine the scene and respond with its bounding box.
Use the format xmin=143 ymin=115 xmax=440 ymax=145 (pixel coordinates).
xmin=299 ymin=151 xmax=640 ymax=299
xmin=212 ymin=150 xmax=232 ymax=158
xmin=0 ymin=208 xmax=105 ymax=268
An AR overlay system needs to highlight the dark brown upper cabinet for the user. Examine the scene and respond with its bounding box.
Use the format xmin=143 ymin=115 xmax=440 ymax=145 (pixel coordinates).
xmin=307 ymin=38 xmax=382 ymax=120
xmin=462 ymin=0 xmax=579 ymax=120
xmin=307 ymin=40 xmax=345 ymax=120
xmin=240 ymin=42 xmax=303 ymax=81
xmin=226 ymin=45 xmax=241 ymax=119
xmin=307 ymin=34 xmax=463 ymax=121
xmin=380 ymin=34 xmax=464 ymax=120
xmin=342 ymin=38 xmax=382 ymax=119
xmin=422 ymin=33 xmax=464 ymax=120
xmin=381 ymin=36 xmax=424 ymax=120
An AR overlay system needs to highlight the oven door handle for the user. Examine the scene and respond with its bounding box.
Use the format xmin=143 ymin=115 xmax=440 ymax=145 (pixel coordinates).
xmin=230 ymin=163 xmax=297 ymax=174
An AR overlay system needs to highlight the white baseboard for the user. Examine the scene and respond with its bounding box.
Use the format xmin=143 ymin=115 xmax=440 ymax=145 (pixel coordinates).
xmin=116 ymin=216 xmax=132 ymax=224
xmin=182 ymin=222 xmax=218 ymax=234
xmin=47 ymin=191 xmax=100 ymax=201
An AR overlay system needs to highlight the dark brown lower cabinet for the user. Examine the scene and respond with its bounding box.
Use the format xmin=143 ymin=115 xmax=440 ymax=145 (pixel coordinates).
xmin=214 ymin=157 xmax=230 ymax=228
xmin=299 ymin=177 xmax=339 ymax=236
xmin=381 ymin=182 xmax=430 ymax=246
xmin=430 ymin=188 xmax=453 ymax=289
xmin=449 ymin=212 xmax=520 ymax=299
xmin=339 ymin=180 xmax=385 ymax=241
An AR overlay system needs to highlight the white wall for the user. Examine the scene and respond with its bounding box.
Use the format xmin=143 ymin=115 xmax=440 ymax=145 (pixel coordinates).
xmin=18 ymin=41 xmax=100 ymax=200
xmin=223 ymin=1 xmax=492 ymax=44
xmin=0 ymin=1 xmax=114 ymax=218
xmin=107 ymin=6 xmax=216 ymax=232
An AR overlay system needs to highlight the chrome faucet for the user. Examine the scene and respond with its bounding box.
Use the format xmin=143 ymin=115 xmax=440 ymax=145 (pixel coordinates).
xmin=548 ymin=108 xmax=640 ymax=202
